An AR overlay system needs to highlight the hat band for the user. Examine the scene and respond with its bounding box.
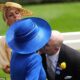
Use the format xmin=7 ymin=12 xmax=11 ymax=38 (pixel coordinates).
xmin=15 ymin=25 xmax=39 ymax=43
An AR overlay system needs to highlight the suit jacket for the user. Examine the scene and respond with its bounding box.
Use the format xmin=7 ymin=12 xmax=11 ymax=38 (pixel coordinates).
xmin=41 ymin=44 xmax=80 ymax=80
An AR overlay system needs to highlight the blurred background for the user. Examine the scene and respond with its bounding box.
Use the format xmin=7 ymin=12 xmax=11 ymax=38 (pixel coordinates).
xmin=0 ymin=0 xmax=80 ymax=35
xmin=0 ymin=0 xmax=80 ymax=80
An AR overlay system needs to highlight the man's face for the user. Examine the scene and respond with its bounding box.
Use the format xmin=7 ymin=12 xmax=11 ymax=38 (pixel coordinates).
xmin=41 ymin=39 xmax=60 ymax=55
xmin=5 ymin=7 xmax=22 ymax=26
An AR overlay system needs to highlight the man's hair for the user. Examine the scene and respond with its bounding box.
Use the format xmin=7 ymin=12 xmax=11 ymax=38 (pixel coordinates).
xmin=51 ymin=30 xmax=64 ymax=47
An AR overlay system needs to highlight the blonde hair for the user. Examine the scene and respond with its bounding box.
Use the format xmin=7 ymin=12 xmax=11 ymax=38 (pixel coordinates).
xmin=0 ymin=2 xmax=32 ymax=19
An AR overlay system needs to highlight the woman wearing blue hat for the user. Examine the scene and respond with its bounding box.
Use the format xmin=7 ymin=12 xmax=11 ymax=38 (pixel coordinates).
xmin=6 ymin=17 xmax=51 ymax=80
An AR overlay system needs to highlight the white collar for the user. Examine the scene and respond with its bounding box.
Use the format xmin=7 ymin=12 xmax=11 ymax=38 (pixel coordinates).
xmin=46 ymin=49 xmax=60 ymax=65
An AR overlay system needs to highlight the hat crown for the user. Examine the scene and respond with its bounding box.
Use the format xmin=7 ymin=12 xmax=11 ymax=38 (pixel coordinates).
xmin=6 ymin=17 xmax=51 ymax=54
xmin=5 ymin=2 xmax=22 ymax=8
xmin=15 ymin=19 xmax=39 ymax=42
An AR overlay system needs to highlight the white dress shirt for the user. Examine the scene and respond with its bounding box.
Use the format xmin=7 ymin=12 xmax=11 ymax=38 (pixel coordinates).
xmin=46 ymin=50 xmax=59 ymax=72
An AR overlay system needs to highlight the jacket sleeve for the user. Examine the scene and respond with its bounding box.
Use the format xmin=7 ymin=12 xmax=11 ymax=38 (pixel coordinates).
xmin=25 ymin=54 xmax=46 ymax=80
xmin=0 ymin=36 xmax=11 ymax=69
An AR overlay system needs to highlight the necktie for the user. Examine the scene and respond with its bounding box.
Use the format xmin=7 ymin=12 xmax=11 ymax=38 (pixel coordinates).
xmin=47 ymin=57 xmax=55 ymax=80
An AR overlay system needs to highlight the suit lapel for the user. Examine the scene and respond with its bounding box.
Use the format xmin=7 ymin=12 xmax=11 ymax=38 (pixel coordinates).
xmin=55 ymin=44 xmax=69 ymax=80
xmin=55 ymin=44 xmax=74 ymax=80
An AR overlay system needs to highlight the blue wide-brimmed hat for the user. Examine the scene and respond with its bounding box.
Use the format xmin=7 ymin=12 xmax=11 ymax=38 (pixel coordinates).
xmin=6 ymin=17 xmax=51 ymax=54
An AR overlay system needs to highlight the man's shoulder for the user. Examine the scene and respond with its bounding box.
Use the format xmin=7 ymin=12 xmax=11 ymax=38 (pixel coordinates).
xmin=61 ymin=44 xmax=79 ymax=53
xmin=60 ymin=44 xmax=80 ymax=61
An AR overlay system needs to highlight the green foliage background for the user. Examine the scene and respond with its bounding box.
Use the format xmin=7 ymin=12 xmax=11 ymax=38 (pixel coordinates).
xmin=25 ymin=2 xmax=80 ymax=32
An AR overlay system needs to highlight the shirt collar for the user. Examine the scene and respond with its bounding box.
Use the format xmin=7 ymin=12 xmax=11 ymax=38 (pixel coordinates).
xmin=47 ymin=49 xmax=60 ymax=63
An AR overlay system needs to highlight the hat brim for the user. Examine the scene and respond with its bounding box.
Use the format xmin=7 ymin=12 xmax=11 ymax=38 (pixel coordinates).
xmin=6 ymin=17 xmax=51 ymax=54
xmin=20 ymin=8 xmax=32 ymax=16
xmin=0 ymin=4 xmax=32 ymax=16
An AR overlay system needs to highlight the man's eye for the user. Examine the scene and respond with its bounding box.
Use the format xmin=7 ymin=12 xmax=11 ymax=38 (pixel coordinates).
xmin=8 ymin=14 xmax=13 ymax=17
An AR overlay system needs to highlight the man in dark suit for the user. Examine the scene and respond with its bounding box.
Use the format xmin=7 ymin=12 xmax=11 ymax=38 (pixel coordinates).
xmin=40 ymin=30 xmax=80 ymax=80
